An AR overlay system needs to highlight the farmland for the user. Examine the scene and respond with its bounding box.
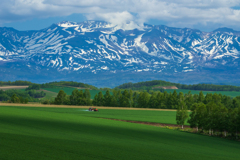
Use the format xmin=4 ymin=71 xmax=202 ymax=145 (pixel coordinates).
xmin=165 ymin=89 xmax=240 ymax=97
xmin=1 ymin=105 xmax=240 ymax=160
xmin=0 ymin=85 xmax=28 ymax=90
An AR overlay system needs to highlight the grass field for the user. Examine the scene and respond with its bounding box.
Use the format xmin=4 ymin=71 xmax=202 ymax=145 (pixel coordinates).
xmin=165 ymin=89 xmax=240 ymax=97
xmin=22 ymin=107 xmax=178 ymax=124
xmin=40 ymin=89 xmax=58 ymax=100
xmin=43 ymin=87 xmax=111 ymax=99
xmin=1 ymin=105 xmax=240 ymax=160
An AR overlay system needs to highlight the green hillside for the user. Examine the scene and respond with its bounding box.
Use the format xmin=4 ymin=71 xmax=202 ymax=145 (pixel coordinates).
xmin=1 ymin=106 xmax=240 ymax=160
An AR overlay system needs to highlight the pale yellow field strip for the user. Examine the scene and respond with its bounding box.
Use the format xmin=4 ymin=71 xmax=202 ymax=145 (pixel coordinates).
xmin=0 ymin=103 xmax=177 ymax=111
xmin=0 ymin=86 xmax=29 ymax=90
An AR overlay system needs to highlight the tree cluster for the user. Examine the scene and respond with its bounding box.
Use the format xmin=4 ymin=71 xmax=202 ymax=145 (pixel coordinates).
xmin=187 ymin=102 xmax=240 ymax=138
xmin=27 ymin=90 xmax=46 ymax=98
xmin=26 ymin=84 xmax=41 ymax=91
xmin=10 ymin=94 xmax=29 ymax=103
xmin=0 ymin=89 xmax=41 ymax=102
xmin=49 ymin=89 xmax=92 ymax=105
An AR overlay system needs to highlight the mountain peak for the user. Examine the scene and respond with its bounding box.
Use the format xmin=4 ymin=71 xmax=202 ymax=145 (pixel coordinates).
xmin=213 ymin=27 xmax=238 ymax=33
xmin=57 ymin=21 xmax=79 ymax=28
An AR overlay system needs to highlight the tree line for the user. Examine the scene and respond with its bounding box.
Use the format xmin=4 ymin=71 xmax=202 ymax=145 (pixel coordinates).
xmin=48 ymin=89 xmax=240 ymax=110
xmin=0 ymin=80 xmax=98 ymax=90
xmin=40 ymin=81 xmax=97 ymax=90
xmin=116 ymin=80 xmax=240 ymax=92
xmin=0 ymin=80 xmax=32 ymax=86
xmin=42 ymin=89 xmax=92 ymax=105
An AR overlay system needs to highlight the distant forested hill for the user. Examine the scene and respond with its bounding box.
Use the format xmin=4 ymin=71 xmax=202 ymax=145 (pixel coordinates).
xmin=0 ymin=81 xmax=33 ymax=86
xmin=115 ymin=80 xmax=240 ymax=91
xmin=40 ymin=81 xmax=98 ymax=90
xmin=0 ymin=81 xmax=98 ymax=90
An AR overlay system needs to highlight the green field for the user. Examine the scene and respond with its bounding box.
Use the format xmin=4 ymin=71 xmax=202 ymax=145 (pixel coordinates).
xmin=43 ymin=87 xmax=110 ymax=99
xmin=165 ymin=89 xmax=240 ymax=97
xmin=1 ymin=106 xmax=240 ymax=160
xmin=24 ymin=107 xmax=178 ymax=124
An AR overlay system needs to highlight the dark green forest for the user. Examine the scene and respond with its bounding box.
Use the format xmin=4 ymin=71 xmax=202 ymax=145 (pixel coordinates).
xmin=0 ymin=89 xmax=45 ymax=103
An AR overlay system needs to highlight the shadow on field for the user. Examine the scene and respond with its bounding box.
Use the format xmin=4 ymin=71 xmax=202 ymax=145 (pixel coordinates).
xmin=0 ymin=114 xmax=238 ymax=147
xmin=1 ymin=114 xmax=240 ymax=160
xmin=0 ymin=132 xmax=120 ymax=160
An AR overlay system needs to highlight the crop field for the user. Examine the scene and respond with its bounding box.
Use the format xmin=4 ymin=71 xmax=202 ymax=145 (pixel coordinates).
xmin=0 ymin=85 xmax=28 ymax=90
xmin=1 ymin=105 xmax=240 ymax=160
xmin=165 ymin=89 xmax=240 ymax=97
xmin=40 ymin=89 xmax=58 ymax=100
xmin=43 ymin=87 xmax=111 ymax=99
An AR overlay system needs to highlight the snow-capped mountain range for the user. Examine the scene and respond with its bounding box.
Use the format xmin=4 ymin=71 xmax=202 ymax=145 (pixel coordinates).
xmin=0 ymin=21 xmax=240 ymax=86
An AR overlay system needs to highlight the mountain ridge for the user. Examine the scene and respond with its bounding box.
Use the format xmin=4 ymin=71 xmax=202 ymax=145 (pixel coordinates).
xmin=0 ymin=21 xmax=240 ymax=87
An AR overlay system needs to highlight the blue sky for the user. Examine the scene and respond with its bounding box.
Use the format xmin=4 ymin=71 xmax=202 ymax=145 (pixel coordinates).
xmin=1 ymin=0 xmax=240 ymax=32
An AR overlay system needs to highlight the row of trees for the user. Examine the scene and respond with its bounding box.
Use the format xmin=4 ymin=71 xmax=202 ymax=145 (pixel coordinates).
xmin=0 ymin=80 xmax=32 ymax=86
xmin=45 ymin=89 xmax=92 ymax=105
xmin=92 ymin=90 xmax=240 ymax=110
xmin=51 ymin=89 xmax=240 ymax=111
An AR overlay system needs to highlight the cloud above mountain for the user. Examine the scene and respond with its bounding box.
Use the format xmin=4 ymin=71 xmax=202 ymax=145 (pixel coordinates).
xmin=1 ymin=0 xmax=240 ymax=30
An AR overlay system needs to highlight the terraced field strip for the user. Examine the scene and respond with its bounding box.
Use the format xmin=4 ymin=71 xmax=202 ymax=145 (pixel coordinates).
xmin=0 ymin=85 xmax=28 ymax=90
xmin=39 ymin=89 xmax=58 ymax=100
xmin=165 ymin=89 xmax=240 ymax=97
xmin=0 ymin=103 xmax=176 ymax=111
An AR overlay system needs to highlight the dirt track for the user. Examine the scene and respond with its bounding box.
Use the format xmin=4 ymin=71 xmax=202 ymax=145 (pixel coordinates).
xmin=0 ymin=103 xmax=177 ymax=111
xmin=153 ymin=86 xmax=178 ymax=89
xmin=0 ymin=86 xmax=28 ymax=90
xmin=104 ymin=118 xmax=191 ymax=128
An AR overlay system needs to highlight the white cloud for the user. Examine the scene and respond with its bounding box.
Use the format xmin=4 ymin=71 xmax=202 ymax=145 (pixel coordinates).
xmin=1 ymin=0 xmax=240 ymax=31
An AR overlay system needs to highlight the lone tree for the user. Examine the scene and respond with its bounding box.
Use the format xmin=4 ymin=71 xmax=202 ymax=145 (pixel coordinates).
xmin=176 ymin=101 xmax=189 ymax=129
xmin=55 ymin=90 xmax=67 ymax=105
xmin=11 ymin=94 xmax=20 ymax=103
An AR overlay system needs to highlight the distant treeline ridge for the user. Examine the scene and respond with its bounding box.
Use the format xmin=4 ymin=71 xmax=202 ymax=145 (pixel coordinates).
xmin=116 ymin=80 xmax=240 ymax=91
xmin=0 ymin=81 xmax=97 ymax=90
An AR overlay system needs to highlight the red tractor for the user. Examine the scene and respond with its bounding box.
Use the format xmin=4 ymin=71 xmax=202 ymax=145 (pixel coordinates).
xmin=89 ymin=107 xmax=99 ymax=112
